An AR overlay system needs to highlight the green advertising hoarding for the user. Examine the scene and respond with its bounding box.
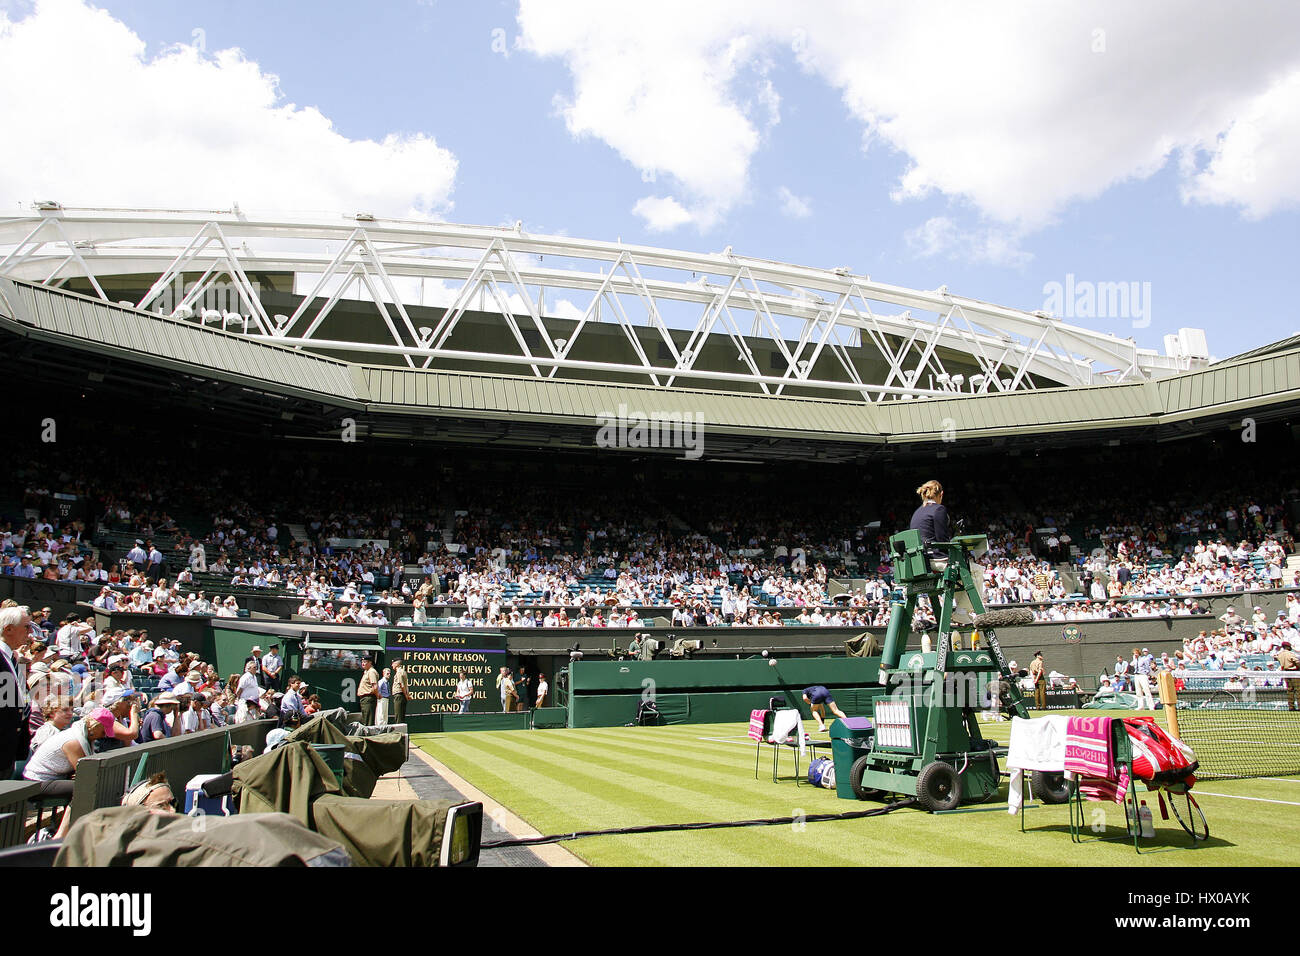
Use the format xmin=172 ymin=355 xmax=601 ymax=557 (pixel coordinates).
xmin=380 ymin=628 xmax=507 ymax=714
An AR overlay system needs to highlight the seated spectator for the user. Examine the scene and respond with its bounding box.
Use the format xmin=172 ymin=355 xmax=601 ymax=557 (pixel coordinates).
xmin=23 ymin=708 xmax=115 ymax=838
xmin=29 ymin=695 xmax=75 ymax=751
xmin=97 ymin=688 xmax=143 ymax=752
xmin=180 ymin=693 xmax=212 ymax=734
xmin=121 ymin=772 xmax=177 ymax=813
xmin=137 ymin=692 xmax=183 ymax=743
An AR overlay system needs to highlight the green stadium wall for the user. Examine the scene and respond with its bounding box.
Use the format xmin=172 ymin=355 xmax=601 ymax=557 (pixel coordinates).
xmin=565 ymin=657 xmax=886 ymax=728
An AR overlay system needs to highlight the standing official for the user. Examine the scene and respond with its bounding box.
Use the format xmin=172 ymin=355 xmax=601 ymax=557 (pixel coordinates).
xmin=534 ymin=673 xmax=549 ymax=709
xmin=377 ymin=668 xmax=392 ymax=725
xmin=1029 ymin=651 xmax=1047 ymax=710
xmin=390 ymin=661 xmax=409 ymax=724
xmin=146 ymin=541 xmax=165 ymax=581
xmin=1278 ymin=641 xmax=1299 ymax=711
xmin=455 ymin=671 xmax=474 ymax=714
xmin=358 ymin=658 xmax=380 ymax=725
xmin=1132 ymin=646 xmax=1155 ymax=710
xmin=0 ymin=605 xmax=34 ymax=780
xmin=260 ymin=644 xmax=283 ymax=691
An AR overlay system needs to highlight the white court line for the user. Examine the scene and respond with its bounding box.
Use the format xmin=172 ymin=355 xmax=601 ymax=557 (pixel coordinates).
xmin=695 ymin=734 xmax=830 ymax=749
xmin=696 ymin=735 xmax=769 ymax=748
xmin=1191 ymin=791 xmax=1300 ymax=807
xmin=1261 ymin=777 xmax=1300 ymax=783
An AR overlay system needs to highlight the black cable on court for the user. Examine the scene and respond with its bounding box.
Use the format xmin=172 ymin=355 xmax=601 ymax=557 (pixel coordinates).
xmin=481 ymin=797 xmax=919 ymax=849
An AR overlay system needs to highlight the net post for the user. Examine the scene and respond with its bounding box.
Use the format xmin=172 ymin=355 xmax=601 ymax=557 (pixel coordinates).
xmin=1158 ymin=670 xmax=1180 ymax=739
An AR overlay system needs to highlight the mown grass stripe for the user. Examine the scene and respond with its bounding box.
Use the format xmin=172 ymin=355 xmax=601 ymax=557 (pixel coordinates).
xmin=420 ymin=733 xmax=870 ymax=866
xmin=456 ymin=729 xmax=844 ymax=820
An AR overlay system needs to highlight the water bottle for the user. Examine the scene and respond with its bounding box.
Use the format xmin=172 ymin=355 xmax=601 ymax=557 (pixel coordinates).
xmin=1139 ymin=800 xmax=1155 ymax=838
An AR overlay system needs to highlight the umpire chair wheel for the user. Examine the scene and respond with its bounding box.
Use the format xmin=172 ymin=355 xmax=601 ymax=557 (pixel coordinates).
xmin=916 ymin=761 xmax=963 ymax=812
xmin=849 ymin=755 xmax=885 ymax=800
xmin=1031 ymin=770 xmax=1072 ymax=805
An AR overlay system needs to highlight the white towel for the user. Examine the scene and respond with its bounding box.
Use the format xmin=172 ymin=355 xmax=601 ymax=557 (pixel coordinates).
xmin=1007 ymin=715 xmax=1069 ymax=771
xmin=1008 ymin=768 xmax=1024 ymax=814
xmin=768 ymin=709 xmax=806 ymax=755
xmin=1008 ymin=766 xmax=1076 ymax=814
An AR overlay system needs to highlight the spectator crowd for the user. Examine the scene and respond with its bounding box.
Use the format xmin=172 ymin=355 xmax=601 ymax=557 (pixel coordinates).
xmin=2 ymin=600 xmax=322 ymax=840
xmin=4 ymin=444 xmax=1298 ymax=630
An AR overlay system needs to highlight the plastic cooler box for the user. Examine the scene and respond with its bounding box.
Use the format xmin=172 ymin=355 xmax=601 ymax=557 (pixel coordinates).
xmin=184 ymin=773 xmax=236 ymax=816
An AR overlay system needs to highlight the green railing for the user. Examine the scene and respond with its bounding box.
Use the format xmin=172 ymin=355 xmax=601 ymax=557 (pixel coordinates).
xmin=0 ymin=781 xmax=39 ymax=848
xmin=67 ymin=721 xmax=274 ymax=823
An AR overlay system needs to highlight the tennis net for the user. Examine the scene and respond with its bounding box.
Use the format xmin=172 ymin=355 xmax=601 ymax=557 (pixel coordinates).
xmin=1168 ymin=671 xmax=1300 ymax=779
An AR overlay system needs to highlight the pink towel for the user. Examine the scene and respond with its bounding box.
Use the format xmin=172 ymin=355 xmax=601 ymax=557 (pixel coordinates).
xmin=747 ymin=709 xmax=768 ymax=741
xmin=1076 ymin=765 xmax=1130 ymax=804
xmin=1064 ymin=716 xmax=1113 ymax=777
xmin=1067 ymin=716 xmax=1130 ymax=804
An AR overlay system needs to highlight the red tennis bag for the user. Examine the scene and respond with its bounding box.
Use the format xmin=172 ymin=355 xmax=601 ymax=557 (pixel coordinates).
xmin=1123 ymin=717 xmax=1198 ymax=791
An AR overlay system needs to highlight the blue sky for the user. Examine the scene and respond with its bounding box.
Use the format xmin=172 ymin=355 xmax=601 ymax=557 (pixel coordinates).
xmin=3 ymin=0 xmax=1299 ymax=357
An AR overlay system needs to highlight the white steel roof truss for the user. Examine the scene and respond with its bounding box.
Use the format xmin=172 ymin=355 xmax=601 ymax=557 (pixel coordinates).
xmin=664 ymin=270 xmax=743 ymax=389
xmin=482 ymin=272 xmax=548 ymax=379
xmin=0 ymin=208 xmax=1213 ymax=399
xmin=355 ymin=268 xmax=418 ymax=369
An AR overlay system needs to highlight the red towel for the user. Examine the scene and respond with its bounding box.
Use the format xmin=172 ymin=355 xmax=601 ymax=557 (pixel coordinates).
xmin=747 ymin=709 xmax=768 ymax=741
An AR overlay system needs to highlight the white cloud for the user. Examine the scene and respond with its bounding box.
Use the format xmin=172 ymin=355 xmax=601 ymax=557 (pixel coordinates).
xmin=777 ymin=185 xmax=810 ymax=219
xmin=518 ymin=1 xmax=782 ymax=232
xmin=0 ymin=0 xmax=458 ymax=217
xmin=518 ymin=1 xmax=1300 ymax=232
xmin=632 ymin=195 xmax=695 ymax=232
xmin=905 ymin=217 xmax=1032 ymax=269
xmin=1181 ymin=69 xmax=1300 ymax=218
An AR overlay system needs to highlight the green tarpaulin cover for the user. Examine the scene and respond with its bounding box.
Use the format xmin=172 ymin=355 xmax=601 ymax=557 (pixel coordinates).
xmin=55 ymin=805 xmax=351 ymax=867
xmin=311 ymin=794 xmax=458 ymax=868
xmin=283 ymin=714 xmax=407 ymax=798
xmin=1082 ymin=692 xmax=1155 ymax=710
xmin=228 ymin=730 xmax=459 ymax=866
xmin=233 ymin=740 xmax=342 ymax=824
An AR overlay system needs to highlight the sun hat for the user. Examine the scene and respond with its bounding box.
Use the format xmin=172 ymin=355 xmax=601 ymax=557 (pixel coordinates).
xmin=89 ymin=707 xmax=116 ymax=736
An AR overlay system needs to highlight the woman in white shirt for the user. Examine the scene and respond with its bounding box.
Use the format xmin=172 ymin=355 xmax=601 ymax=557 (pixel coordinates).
xmin=23 ymin=708 xmax=114 ymax=836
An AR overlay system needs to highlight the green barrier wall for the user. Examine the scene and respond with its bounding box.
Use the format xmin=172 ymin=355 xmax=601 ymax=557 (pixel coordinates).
xmin=566 ymin=688 xmax=889 ymax=728
xmin=405 ymin=712 xmax=533 ymax=734
xmin=566 ymin=657 xmax=885 ymax=728
xmin=569 ymin=657 xmax=880 ymax=692
xmin=530 ymin=707 xmax=569 ymax=729
xmin=68 ymin=721 xmax=275 ymax=822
